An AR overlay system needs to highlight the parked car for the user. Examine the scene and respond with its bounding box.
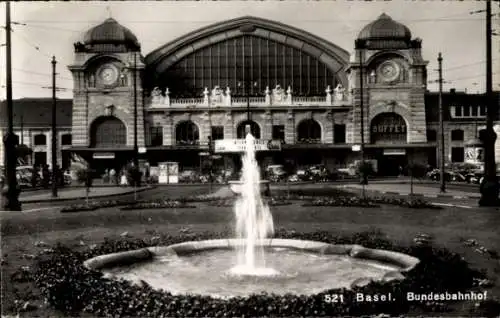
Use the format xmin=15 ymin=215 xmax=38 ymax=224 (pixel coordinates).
xmin=427 ymin=169 xmax=466 ymax=182
xmin=266 ymin=165 xmax=287 ymax=182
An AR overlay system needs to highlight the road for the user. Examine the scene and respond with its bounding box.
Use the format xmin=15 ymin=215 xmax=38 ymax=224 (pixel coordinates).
xmin=14 ymin=180 xmax=485 ymax=212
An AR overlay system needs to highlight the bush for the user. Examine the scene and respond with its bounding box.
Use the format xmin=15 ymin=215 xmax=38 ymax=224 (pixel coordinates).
xmin=406 ymin=163 xmax=428 ymax=179
xmin=126 ymin=165 xmax=142 ymax=187
xmin=356 ymin=161 xmax=374 ymax=184
xmin=76 ymin=168 xmax=94 ymax=188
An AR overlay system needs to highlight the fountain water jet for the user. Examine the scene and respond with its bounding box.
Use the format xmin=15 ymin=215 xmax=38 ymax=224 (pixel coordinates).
xmin=229 ymin=131 xmax=278 ymax=276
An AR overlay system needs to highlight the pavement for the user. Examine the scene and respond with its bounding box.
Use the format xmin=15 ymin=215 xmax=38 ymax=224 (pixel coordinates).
xmin=18 ymin=186 xmax=151 ymax=204
xmin=338 ymin=183 xmax=481 ymax=199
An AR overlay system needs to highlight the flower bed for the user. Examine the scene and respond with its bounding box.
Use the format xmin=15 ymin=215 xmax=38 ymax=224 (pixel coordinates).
xmin=60 ymin=199 xmax=137 ymax=213
xmin=120 ymin=200 xmax=196 ymax=210
xmin=33 ymin=230 xmax=495 ymax=317
xmin=209 ymin=197 xmax=291 ymax=207
xmin=302 ymin=197 xmax=380 ymax=208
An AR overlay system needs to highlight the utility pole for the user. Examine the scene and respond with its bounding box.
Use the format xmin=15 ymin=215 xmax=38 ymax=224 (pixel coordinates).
xmin=51 ymin=56 xmax=58 ymax=198
xmin=133 ymin=51 xmax=138 ymax=168
xmin=479 ymin=0 xmax=499 ymax=206
xmin=438 ymin=53 xmax=446 ymax=193
xmin=356 ymin=39 xmax=367 ymax=195
xmin=2 ymin=0 xmax=21 ymax=211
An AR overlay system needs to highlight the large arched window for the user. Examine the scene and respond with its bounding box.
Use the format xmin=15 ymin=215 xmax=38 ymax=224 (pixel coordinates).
xmin=297 ymin=119 xmax=321 ymax=143
xmin=237 ymin=120 xmax=260 ymax=139
xmin=34 ymin=134 xmax=47 ymax=146
xmin=176 ymin=120 xmax=200 ymax=145
xmin=90 ymin=116 xmax=127 ymax=148
xmin=160 ymin=35 xmax=339 ymax=97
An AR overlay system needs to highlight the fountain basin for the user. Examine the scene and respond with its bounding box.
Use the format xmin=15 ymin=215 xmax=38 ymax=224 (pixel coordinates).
xmin=85 ymin=239 xmax=419 ymax=298
xmin=228 ymin=180 xmax=270 ymax=195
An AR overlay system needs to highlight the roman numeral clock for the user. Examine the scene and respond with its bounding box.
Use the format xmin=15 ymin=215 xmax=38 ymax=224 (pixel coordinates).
xmin=97 ymin=63 xmax=120 ymax=87
xmin=378 ymin=60 xmax=401 ymax=84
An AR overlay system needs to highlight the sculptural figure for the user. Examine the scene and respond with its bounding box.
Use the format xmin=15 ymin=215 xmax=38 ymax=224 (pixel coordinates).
xmin=211 ymin=86 xmax=224 ymax=104
xmin=272 ymin=84 xmax=284 ymax=102
xmin=151 ymin=87 xmax=162 ymax=105
xmin=334 ymin=84 xmax=345 ymax=101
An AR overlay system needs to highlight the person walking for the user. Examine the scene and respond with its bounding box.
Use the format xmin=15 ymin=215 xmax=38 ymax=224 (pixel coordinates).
xmin=109 ymin=168 xmax=116 ymax=185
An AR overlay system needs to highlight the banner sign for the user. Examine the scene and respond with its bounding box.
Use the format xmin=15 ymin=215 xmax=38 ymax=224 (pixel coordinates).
xmin=214 ymin=139 xmax=282 ymax=153
xmin=465 ymin=146 xmax=484 ymax=163
xmin=158 ymin=162 xmax=179 ymax=184
xmin=93 ymin=152 xmax=115 ymax=159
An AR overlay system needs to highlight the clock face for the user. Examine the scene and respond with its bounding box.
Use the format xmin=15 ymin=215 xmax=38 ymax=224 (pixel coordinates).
xmin=98 ymin=64 xmax=119 ymax=86
xmin=378 ymin=61 xmax=401 ymax=83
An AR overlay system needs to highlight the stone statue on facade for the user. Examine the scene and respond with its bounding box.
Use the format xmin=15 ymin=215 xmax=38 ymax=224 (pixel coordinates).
xmin=151 ymin=87 xmax=163 ymax=105
xmin=225 ymin=87 xmax=232 ymax=106
xmin=272 ymin=84 xmax=285 ymax=103
xmin=203 ymin=87 xmax=210 ymax=106
xmin=163 ymin=87 xmax=170 ymax=106
xmin=334 ymin=84 xmax=345 ymax=101
xmin=265 ymin=86 xmax=271 ymax=105
xmin=326 ymin=85 xmax=333 ymax=104
xmin=286 ymin=86 xmax=293 ymax=104
xmin=211 ymin=86 xmax=224 ymax=105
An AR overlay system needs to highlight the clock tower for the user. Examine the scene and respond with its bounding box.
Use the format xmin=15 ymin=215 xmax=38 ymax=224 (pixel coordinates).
xmin=347 ymin=13 xmax=428 ymax=145
xmin=68 ymin=18 xmax=146 ymax=165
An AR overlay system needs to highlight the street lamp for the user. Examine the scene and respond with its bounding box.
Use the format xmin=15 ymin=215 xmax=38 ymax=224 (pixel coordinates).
xmin=237 ymin=80 xmax=258 ymax=122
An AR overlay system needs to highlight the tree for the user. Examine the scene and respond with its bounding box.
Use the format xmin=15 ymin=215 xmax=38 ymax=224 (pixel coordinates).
xmin=406 ymin=162 xmax=428 ymax=197
xmin=76 ymin=168 xmax=93 ymax=206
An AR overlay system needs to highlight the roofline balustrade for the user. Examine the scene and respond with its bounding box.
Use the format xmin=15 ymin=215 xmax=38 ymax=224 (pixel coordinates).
xmin=147 ymin=84 xmax=351 ymax=110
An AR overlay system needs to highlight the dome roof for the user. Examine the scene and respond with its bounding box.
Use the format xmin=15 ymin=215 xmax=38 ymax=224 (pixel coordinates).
xmin=358 ymin=13 xmax=412 ymax=41
xmin=83 ymin=18 xmax=140 ymax=48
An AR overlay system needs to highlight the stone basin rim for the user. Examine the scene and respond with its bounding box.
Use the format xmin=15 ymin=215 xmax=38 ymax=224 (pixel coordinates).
xmin=84 ymin=238 xmax=420 ymax=273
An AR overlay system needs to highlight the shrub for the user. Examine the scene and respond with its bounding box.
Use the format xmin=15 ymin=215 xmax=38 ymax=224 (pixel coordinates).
xmin=406 ymin=162 xmax=428 ymax=179
xmin=126 ymin=165 xmax=142 ymax=187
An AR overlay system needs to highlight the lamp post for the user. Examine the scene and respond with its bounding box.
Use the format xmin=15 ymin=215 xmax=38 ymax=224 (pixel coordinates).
xmin=51 ymin=56 xmax=58 ymax=198
xmin=2 ymin=0 xmax=21 ymax=211
xmin=133 ymin=51 xmax=138 ymax=168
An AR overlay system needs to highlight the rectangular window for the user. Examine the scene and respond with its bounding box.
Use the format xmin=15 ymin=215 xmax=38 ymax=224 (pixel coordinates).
xmin=454 ymin=106 xmax=462 ymax=117
xmin=150 ymin=127 xmax=163 ymax=147
xmin=272 ymin=125 xmax=285 ymax=141
xmin=451 ymin=129 xmax=464 ymax=141
xmin=479 ymin=105 xmax=486 ymax=116
xmin=463 ymin=106 xmax=471 ymax=117
xmin=211 ymin=126 xmax=224 ymax=140
xmin=61 ymin=134 xmax=72 ymax=146
xmin=471 ymin=105 xmax=478 ymax=117
xmin=451 ymin=147 xmax=464 ymax=163
xmin=334 ymin=124 xmax=346 ymax=143
xmin=426 ymin=129 xmax=437 ymax=142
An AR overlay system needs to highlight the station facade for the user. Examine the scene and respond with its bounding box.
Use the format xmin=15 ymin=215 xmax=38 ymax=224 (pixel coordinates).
xmin=1 ymin=14 xmax=499 ymax=175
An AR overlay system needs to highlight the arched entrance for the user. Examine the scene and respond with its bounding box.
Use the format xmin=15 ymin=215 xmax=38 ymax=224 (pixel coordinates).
xmin=297 ymin=119 xmax=322 ymax=143
xmin=89 ymin=116 xmax=128 ymax=175
xmin=370 ymin=113 xmax=408 ymax=176
xmin=237 ymin=120 xmax=260 ymax=139
xmin=90 ymin=116 xmax=127 ymax=147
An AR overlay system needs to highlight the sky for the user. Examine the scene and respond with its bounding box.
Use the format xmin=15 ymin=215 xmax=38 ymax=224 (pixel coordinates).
xmin=0 ymin=0 xmax=499 ymax=99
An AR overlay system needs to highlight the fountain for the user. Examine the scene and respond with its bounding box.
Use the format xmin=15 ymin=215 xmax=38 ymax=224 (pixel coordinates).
xmin=84 ymin=129 xmax=420 ymax=299
xmin=229 ymin=131 xmax=277 ymax=276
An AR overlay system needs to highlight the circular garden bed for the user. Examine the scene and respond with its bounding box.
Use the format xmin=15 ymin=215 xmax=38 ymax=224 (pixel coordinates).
xmin=32 ymin=230 xmax=496 ymax=317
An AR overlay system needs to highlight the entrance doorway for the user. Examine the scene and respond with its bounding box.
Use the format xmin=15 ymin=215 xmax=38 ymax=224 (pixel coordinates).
xmin=378 ymin=154 xmax=407 ymax=176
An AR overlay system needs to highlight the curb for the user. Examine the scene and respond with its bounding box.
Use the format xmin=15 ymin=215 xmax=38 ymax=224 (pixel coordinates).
xmin=20 ymin=186 xmax=154 ymax=204
xmin=340 ymin=186 xmax=480 ymax=199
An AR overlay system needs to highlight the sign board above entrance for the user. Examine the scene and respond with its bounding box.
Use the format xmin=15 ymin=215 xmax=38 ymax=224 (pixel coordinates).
xmin=215 ymin=139 xmax=282 ymax=153
xmin=93 ymin=152 xmax=115 ymax=159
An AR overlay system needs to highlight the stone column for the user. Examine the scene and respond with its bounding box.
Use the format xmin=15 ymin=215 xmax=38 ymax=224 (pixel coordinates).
xmin=285 ymin=110 xmax=295 ymax=144
xmin=163 ymin=112 xmax=173 ymax=146
xmin=264 ymin=111 xmax=272 ymax=140
xmin=324 ymin=111 xmax=334 ymax=144
xmin=224 ymin=112 xmax=234 ymax=139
